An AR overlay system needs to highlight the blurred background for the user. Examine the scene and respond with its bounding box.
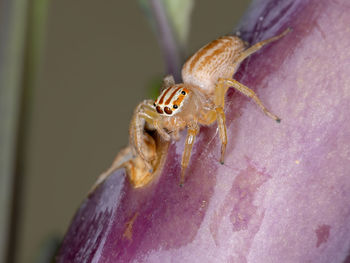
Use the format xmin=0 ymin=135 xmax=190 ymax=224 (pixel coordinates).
xmin=0 ymin=0 xmax=251 ymax=262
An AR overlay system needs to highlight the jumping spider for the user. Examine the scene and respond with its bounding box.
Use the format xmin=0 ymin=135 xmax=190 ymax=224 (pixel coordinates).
xmin=94 ymin=28 xmax=290 ymax=190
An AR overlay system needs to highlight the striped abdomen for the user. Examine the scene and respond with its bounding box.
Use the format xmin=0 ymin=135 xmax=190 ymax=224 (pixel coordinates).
xmin=182 ymin=35 xmax=246 ymax=94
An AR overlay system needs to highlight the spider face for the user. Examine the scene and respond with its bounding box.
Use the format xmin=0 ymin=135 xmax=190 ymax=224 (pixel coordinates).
xmin=154 ymin=85 xmax=189 ymax=116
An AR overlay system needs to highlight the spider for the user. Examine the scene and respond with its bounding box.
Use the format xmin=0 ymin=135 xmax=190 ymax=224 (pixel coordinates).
xmin=93 ymin=28 xmax=290 ymax=190
xmin=133 ymin=28 xmax=290 ymax=186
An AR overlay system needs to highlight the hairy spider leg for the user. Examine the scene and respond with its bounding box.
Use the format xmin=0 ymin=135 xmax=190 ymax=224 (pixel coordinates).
xmin=220 ymin=78 xmax=281 ymax=121
xmin=213 ymin=77 xmax=281 ymax=164
xmin=180 ymin=121 xmax=199 ymax=186
xmin=130 ymin=100 xmax=157 ymax=168
xmin=138 ymin=111 xmax=170 ymax=141
xmin=210 ymin=29 xmax=290 ymax=164
xmin=137 ymin=99 xmax=171 ymax=141
xmin=232 ymin=28 xmax=291 ymax=66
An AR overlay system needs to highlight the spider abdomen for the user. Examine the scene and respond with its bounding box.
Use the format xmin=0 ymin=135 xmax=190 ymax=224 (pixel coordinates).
xmin=182 ymin=35 xmax=246 ymax=94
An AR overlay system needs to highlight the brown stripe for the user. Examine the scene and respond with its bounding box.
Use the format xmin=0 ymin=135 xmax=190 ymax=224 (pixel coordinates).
xmin=173 ymin=87 xmax=189 ymax=106
xmin=188 ymin=38 xmax=222 ymax=73
xmin=158 ymin=87 xmax=171 ymax=104
xmin=196 ymin=38 xmax=234 ymax=73
xmin=165 ymin=87 xmax=181 ymax=105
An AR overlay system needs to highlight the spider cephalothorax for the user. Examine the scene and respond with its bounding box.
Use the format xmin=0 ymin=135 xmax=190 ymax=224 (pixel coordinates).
xmin=154 ymin=85 xmax=190 ymax=116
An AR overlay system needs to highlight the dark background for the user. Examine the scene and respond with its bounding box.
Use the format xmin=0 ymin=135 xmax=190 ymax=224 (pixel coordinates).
xmin=14 ymin=1 xmax=251 ymax=262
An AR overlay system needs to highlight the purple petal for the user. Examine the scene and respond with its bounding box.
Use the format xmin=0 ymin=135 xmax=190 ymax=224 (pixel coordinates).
xmin=57 ymin=0 xmax=350 ymax=262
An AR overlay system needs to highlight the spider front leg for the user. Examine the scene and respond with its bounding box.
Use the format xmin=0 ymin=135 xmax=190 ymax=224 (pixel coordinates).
xmin=180 ymin=122 xmax=199 ymax=186
xmin=136 ymin=101 xmax=171 ymax=142
xmin=129 ymin=100 xmax=156 ymax=170
xmin=130 ymin=100 xmax=170 ymax=170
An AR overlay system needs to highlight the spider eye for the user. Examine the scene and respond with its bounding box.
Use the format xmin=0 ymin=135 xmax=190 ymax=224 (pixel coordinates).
xmin=181 ymin=91 xmax=186 ymax=95
xmin=173 ymin=104 xmax=178 ymax=109
xmin=164 ymin=107 xmax=172 ymax=115
xmin=156 ymin=106 xmax=163 ymax=114
xmin=153 ymin=103 xmax=156 ymax=107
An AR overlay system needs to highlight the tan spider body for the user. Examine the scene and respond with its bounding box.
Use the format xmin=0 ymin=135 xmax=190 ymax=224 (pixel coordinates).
xmin=93 ymin=28 xmax=290 ymax=190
